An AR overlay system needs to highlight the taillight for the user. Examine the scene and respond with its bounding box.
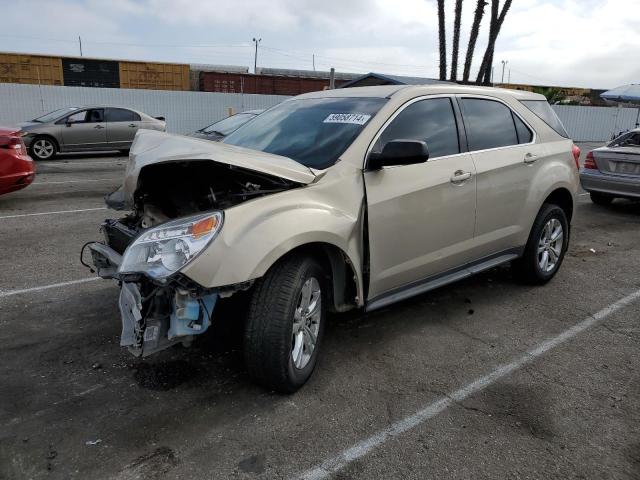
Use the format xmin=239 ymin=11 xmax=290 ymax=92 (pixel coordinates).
xmin=0 ymin=135 xmax=27 ymax=155
xmin=571 ymin=144 xmax=581 ymax=169
xmin=584 ymin=151 xmax=598 ymax=170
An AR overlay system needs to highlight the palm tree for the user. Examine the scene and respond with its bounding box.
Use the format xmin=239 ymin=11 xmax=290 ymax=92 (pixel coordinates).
xmin=476 ymin=0 xmax=513 ymax=85
xmin=438 ymin=0 xmax=447 ymax=81
xmin=450 ymin=0 xmax=464 ymax=81
xmin=462 ymin=0 xmax=487 ymax=83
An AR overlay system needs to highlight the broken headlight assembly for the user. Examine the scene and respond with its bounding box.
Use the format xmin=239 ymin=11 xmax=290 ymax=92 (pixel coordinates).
xmin=119 ymin=212 xmax=223 ymax=279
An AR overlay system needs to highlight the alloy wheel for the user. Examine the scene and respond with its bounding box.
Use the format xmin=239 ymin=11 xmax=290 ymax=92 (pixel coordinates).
xmin=33 ymin=139 xmax=54 ymax=159
xmin=537 ymin=218 xmax=563 ymax=273
xmin=291 ymin=277 xmax=321 ymax=370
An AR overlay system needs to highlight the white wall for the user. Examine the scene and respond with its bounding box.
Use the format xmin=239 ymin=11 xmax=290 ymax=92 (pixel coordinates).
xmin=1 ymin=83 xmax=638 ymax=141
xmin=0 ymin=83 xmax=288 ymax=134
xmin=552 ymin=105 xmax=640 ymax=142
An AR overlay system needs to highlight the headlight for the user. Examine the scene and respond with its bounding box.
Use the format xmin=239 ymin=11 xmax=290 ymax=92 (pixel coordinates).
xmin=119 ymin=212 xmax=223 ymax=279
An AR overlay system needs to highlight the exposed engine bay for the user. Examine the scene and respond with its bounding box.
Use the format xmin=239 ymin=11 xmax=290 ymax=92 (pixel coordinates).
xmin=107 ymin=160 xmax=299 ymax=245
xmin=86 ymin=159 xmax=300 ymax=357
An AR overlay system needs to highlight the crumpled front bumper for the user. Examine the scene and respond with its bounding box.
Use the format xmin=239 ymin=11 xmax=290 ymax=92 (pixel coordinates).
xmin=86 ymin=241 xmax=218 ymax=357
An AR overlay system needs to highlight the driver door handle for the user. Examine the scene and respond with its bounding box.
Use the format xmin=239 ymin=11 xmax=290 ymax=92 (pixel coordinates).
xmin=128 ymin=123 xmax=137 ymax=127
xmin=94 ymin=124 xmax=105 ymax=129
xmin=450 ymin=170 xmax=472 ymax=184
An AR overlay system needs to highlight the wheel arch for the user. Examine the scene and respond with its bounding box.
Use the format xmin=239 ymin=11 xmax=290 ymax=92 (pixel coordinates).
xmin=263 ymin=242 xmax=360 ymax=313
xmin=542 ymin=187 xmax=574 ymax=222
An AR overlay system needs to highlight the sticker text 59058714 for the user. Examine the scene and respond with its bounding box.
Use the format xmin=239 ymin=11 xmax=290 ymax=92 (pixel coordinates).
xmin=323 ymin=113 xmax=371 ymax=125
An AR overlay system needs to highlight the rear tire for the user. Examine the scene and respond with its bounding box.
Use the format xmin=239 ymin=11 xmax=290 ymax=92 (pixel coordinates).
xmin=29 ymin=136 xmax=56 ymax=160
xmin=590 ymin=192 xmax=614 ymax=205
xmin=244 ymin=255 xmax=326 ymax=393
xmin=513 ymin=204 xmax=569 ymax=285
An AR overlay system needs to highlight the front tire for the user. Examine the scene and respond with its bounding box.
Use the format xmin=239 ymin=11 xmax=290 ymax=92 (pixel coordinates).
xmin=590 ymin=192 xmax=614 ymax=205
xmin=244 ymin=255 xmax=326 ymax=393
xmin=29 ymin=136 xmax=56 ymax=160
xmin=513 ymin=204 xmax=569 ymax=285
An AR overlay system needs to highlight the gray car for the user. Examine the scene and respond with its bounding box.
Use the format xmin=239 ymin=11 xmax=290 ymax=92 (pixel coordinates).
xmin=580 ymin=129 xmax=640 ymax=204
xmin=20 ymin=106 xmax=166 ymax=160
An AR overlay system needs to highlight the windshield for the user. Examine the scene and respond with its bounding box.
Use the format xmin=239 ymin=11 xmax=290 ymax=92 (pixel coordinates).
xmin=202 ymin=113 xmax=256 ymax=135
xmin=33 ymin=107 xmax=79 ymax=123
xmin=223 ymin=97 xmax=387 ymax=169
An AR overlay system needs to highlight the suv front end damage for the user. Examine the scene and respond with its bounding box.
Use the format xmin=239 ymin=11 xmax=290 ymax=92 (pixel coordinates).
xmin=84 ymin=131 xmax=311 ymax=358
xmin=86 ymin=212 xmax=225 ymax=357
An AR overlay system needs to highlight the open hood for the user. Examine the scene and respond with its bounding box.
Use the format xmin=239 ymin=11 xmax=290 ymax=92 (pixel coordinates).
xmin=115 ymin=130 xmax=316 ymax=209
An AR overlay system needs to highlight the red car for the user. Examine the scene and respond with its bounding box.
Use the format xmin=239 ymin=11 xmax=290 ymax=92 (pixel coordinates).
xmin=0 ymin=127 xmax=35 ymax=196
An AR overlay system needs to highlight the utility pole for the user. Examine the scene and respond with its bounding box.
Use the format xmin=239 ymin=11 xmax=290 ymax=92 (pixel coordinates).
xmin=252 ymin=37 xmax=261 ymax=74
xmin=78 ymin=36 xmax=83 ymax=56
xmin=329 ymin=68 xmax=335 ymax=89
xmin=501 ymin=60 xmax=509 ymax=83
xmin=312 ymin=54 xmax=315 ymax=71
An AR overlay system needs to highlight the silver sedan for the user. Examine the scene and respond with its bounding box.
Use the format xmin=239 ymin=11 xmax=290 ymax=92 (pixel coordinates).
xmin=20 ymin=106 xmax=166 ymax=160
xmin=580 ymin=129 xmax=640 ymax=204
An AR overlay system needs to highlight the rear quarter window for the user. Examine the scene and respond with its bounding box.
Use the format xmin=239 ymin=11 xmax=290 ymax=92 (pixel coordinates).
xmin=520 ymin=100 xmax=569 ymax=138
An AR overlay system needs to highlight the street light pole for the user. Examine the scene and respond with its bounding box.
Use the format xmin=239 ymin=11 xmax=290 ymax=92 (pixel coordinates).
xmin=252 ymin=37 xmax=262 ymax=74
xmin=501 ymin=60 xmax=509 ymax=84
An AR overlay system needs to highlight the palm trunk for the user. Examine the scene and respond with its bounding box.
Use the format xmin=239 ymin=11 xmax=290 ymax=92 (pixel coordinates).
xmin=476 ymin=0 xmax=513 ymax=85
xmin=438 ymin=0 xmax=447 ymax=81
xmin=462 ymin=0 xmax=487 ymax=83
xmin=450 ymin=0 xmax=464 ymax=81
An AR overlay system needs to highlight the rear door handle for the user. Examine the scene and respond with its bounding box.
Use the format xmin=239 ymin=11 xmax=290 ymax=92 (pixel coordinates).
xmin=524 ymin=152 xmax=538 ymax=164
xmin=450 ymin=170 xmax=472 ymax=184
xmin=128 ymin=123 xmax=137 ymax=127
xmin=94 ymin=124 xmax=105 ymax=129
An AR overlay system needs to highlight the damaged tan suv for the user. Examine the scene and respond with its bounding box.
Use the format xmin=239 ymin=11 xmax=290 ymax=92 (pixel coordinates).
xmin=86 ymin=84 xmax=580 ymax=392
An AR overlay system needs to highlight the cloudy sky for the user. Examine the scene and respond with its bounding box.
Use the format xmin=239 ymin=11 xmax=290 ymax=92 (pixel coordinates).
xmin=1 ymin=0 xmax=638 ymax=89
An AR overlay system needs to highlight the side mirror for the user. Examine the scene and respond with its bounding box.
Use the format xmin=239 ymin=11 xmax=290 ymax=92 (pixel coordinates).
xmin=367 ymin=140 xmax=429 ymax=170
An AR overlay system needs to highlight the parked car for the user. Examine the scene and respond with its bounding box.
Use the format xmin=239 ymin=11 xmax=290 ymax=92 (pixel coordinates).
xmin=580 ymin=129 xmax=640 ymax=204
xmin=20 ymin=106 xmax=166 ymax=160
xmin=85 ymin=85 xmax=579 ymax=392
xmin=0 ymin=127 xmax=35 ymax=196
xmin=187 ymin=110 xmax=263 ymax=142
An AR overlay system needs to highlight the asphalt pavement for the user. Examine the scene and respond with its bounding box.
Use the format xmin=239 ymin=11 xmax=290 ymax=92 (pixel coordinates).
xmin=0 ymin=144 xmax=638 ymax=480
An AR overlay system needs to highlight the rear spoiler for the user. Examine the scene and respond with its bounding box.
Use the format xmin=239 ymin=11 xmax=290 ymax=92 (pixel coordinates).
xmin=154 ymin=116 xmax=166 ymax=121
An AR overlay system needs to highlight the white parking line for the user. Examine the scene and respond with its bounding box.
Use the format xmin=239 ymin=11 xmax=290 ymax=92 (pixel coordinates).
xmin=0 ymin=277 xmax=100 ymax=298
xmin=297 ymin=288 xmax=640 ymax=480
xmin=31 ymin=178 xmax=118 ymax=185
xmin=0 ymin=207 xmax=107 ymax=220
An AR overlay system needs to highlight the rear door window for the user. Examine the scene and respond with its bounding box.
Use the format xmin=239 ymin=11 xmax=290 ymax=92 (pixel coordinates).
xmin=105 ymin=108 xmax=140 ymax=122
xmin=520 ymin=100 xmax=569 ymax=138
xmin=373 ymin=97 xmax=460 ymax=159
xmin=460 ymin=98 xmax=518 ymax=151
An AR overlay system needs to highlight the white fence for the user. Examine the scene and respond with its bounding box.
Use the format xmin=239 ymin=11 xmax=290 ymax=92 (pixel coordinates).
xmin=552 ymin=105 xmax=640 ymax=142
xmin=0 ymin=83 xmax=288 ymax=134
xmin=0 ymin=83 xmax=638 ymax=141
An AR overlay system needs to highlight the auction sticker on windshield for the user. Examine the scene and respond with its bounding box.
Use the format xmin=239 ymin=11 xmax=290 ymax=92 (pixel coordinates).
xmin=323 ymin=113 xmax=371 ymax=125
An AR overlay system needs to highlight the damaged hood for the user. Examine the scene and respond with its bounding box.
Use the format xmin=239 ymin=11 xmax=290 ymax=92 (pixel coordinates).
xmin=113 ymin=130 xmax=317 ymax=209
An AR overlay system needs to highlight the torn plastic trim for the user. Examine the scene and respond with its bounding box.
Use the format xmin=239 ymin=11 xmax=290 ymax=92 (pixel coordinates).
xmin=119 ymin=281 xmax=219 ymax=357
xmin=86 ymin=242 xmax=122 ymax=279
